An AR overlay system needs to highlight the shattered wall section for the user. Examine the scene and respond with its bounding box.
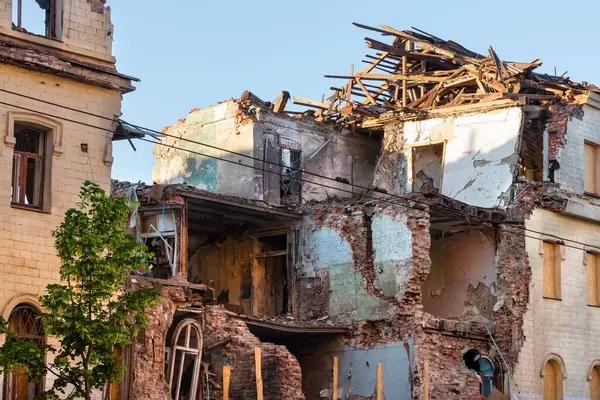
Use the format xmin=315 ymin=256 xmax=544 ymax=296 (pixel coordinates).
xmin=128 ymin=285 xmax=187 ymax=400
xmin=256 ymin=110 xmax=379 ymax=204
xmin=296 ymin=202 xmax=419 ymax=323
xmin=422 ymin=229 xmax=497 ymax=322
xmin=389 ymin=107 xmax=524 ymax=208
xmin=204 ymin=306 xmax=304 ymax=400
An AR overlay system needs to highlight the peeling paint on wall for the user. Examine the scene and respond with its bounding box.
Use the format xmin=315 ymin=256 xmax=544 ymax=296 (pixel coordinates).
xmin=402 ymin=107 xmax=523 ymax=208
xmin=372 ymin=214 xmax=413 ymax=299
xmin=422 ymin=229 xmax=496 ymax=322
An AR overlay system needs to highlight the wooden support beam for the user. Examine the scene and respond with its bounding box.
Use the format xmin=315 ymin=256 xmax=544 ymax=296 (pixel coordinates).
xmin=273 ymin=91 xmax=290 ymax=114
xmin=356 ymin=78 xmax=378 ymax=105
xmin=346 ymin=64 xmax=354 ymax=102
xmin=223 ymin=366 xmax=231 ymax=400
xmin=255 ymin=347 xmax=263 ymax=400
xmin=377 ymin=363 xmax=383 ymax=400
xmin=333 ymin=356 xmax=339 ymax=400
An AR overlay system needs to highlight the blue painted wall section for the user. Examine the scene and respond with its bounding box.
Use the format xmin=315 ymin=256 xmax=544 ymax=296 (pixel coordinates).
xmin=335 ymin=342 xmax=412 ymax=399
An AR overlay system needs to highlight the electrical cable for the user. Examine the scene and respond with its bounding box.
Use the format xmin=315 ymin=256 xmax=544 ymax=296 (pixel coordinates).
xmin=1 ymin=94 xmax=599 ymax=252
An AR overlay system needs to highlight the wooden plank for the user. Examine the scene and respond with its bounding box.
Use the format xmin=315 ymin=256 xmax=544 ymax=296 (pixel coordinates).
xmin=424 ymin=360 xmax=429 ymax=400
xmin=333 ymin=356 xmax=339 ymax=400
xmin=255 ymin=250 xmax=288 ymax=258
xmin=543 ymin=242 xmax=558 ymax=299
xmin=346 ymin=64 xmax=354 ymax=102
xmin=273 ymin=91 xmax=290 ymax=114
xmin=356 ymin=78 xmax=378 ymax=105
xmin=292 ymin=97 xmax=331 ymax=110
xmin=376 ymin=363 xmax=383 ymax=400
xmin=223 ymin=366 xmax=231 ymax=400
xmin=255 ymin=347 xmax=263 ymax=400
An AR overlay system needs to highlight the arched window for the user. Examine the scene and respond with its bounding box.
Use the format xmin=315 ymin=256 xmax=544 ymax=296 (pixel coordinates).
xmin=3 ymin=305 xmax=44 ymax=400
xmin=541 ymin=354 xmax=565 ymax=400
xmin=588 ymin=361 xmax=600 ymax=400
xmin=166 ymin=318 xmax=203 ymax=400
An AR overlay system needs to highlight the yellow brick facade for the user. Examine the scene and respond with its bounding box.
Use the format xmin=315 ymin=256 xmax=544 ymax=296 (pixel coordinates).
xmin=0 ymin=1 xmax=130 ymax=397
xmin=515 ymin=208 xmax=600 ymax=399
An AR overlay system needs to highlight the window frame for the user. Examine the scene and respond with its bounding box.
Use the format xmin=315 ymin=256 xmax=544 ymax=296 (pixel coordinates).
xmin=13 ymin=0 xmax=61 ymax=40
xmin=5 ymin=112 xmax=63 ymax=213
xmin=2 ymin=304 xmax=46 ymax=400
xmin=11 ymin=126 xmax=47 ymax=210
xmin=587 ymin=251 xmax=600 ymax=307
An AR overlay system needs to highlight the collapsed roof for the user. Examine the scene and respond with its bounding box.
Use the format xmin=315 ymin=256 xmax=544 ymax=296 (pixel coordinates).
xmin=291 ymin=23 xmax=598 ymax=129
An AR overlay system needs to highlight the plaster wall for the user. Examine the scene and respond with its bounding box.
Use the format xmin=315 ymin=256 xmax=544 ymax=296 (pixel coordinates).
xmin=401 ymin=107 xmax=523 ymax=208
xmin=514 ymin=208 xmax=600 ymax=400
xmin=152 ymin=101 xmax=260 ymax=199
xmin=422 ymin=229 xmax=496 ymax=322
xmin=297 ymin=205 xmax=414 ymax=324
xmin=292 ymin=339 xmax=412 ymax=400
xmin=153 ymin=101 xmax=379 ymax=205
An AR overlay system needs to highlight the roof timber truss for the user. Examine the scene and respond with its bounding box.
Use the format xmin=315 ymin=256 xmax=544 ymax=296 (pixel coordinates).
xmin=292 ymin=23 xmax=598 ymax=129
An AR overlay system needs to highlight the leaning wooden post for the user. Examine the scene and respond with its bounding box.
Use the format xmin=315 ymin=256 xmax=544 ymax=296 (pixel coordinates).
xmin=254 ymin=347 xmax=264 ymax=400
xmin=333 ymin=356 xmax=339 ymax=399
xmin=424 ymin=359 xmax=430 ymax=400
xmin=223 ymin=365 xmax=231 ymax=400
xmin=377 ymin=363 xmax=383 ymax=400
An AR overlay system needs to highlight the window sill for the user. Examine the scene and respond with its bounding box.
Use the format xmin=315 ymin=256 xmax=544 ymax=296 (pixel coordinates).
xmin=584 ymin=191 xmax=600 ymax=199
xmin=11 ymin=203 xmax=49 ymax=214
xmin=0 ymin=26 xmax=116 ymax=64
xmin=542 ymin=296 xmax=562 ymax=301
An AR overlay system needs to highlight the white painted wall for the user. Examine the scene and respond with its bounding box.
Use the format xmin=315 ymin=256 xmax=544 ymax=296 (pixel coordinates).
xmin=403 ymin=107 xmax=523 ymax=208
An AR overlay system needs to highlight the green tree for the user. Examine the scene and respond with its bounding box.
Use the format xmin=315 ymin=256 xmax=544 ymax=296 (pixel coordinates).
xmin=0 ymin=181 xmax=159 ymax=400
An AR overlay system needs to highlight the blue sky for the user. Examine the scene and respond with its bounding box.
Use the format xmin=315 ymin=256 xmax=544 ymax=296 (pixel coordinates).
xmin=109 ymin=0 xmax=600 ymax=184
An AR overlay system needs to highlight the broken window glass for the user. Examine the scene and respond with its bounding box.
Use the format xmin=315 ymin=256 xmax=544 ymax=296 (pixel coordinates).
xmin=11 ymin=123 xmax=47 ymax=208
xmin=12 ymin=0 xmax=57 ymax=38
xmin=166 ymin=319 xmax=203 ymax=400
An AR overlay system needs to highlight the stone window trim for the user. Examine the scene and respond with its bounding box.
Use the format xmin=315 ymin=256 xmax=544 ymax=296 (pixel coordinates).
xmin=5 ymin=111 xmax=63 ymax=157
xmin=587 ymin=360 xmax=600 ymax=382
xmin=539 ymin=353 xmax=567 ymax=380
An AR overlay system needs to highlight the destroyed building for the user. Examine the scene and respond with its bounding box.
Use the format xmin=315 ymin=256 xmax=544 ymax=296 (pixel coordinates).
xmin=113 ymin=23 xmax=600 ymax=400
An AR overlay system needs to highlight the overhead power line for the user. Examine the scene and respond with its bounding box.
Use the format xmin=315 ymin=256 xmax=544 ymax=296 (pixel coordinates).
xmin=1 ymin=92 xmax=599 ymax=252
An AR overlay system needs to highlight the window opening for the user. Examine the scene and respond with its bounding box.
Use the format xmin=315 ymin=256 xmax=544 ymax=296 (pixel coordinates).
xmin=280 ymin=148 xmax=301 ymax=206
xmin=11 ymin=123 xmax=47 ymax=209
xmin=12 ymin=0 xmax=58 ymax=38
xmin=254 ymin=234 xmax=288 ymax=316
xmin=412 ymin=143 xmax=444 ymax=193
xmin=543 ymin=242 xmax=561 ymax=300
xmin=591 ymin=365 xmax=600 ymax=400
xmin=543 ymin=359 xmax=563 ymax=400
xmin=585 ymin=141 xmax=600 ymax=195
xmin=3 ymin=305 xmax=44 ymax=400
xmin=463 ymin=349 xmax=498 ymax=397
xmin=588 ymin=252 xmax=600 ymax=306
xmin=166 ymin=319 xmax=203 ymax=400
